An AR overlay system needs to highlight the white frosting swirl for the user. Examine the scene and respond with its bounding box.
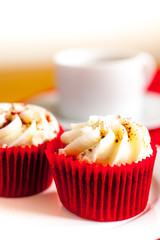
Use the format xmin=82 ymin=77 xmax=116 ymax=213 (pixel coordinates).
xmin=60 ymin=115 xmax=152 ymax=166
xmin=0 ymin=103 xmax=59 ymax=147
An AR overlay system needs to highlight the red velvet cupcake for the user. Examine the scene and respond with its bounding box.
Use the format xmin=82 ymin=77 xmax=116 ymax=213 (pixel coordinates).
xmin=46 ymin=115 xmax=156 ymax=221
xmin=0 ymin=103 xmax=63 ymax=197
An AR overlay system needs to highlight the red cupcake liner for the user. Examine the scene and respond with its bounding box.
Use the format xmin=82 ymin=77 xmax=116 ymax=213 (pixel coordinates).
xmin=45 ymin=143 xmax=157 ymax=221
xmin=0 ymin=125 xmax=64 ymax=198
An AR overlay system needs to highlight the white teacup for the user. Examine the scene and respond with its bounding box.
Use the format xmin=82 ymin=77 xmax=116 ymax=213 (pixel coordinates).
xmin=53 ymin=48 xmax=156 ymax=121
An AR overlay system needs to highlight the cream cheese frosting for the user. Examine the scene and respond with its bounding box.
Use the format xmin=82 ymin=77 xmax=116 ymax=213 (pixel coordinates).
xmin=0 ymin=103 xmax=59 ymax=147
xmin=59 ymin=115 xmax=152 ymax=166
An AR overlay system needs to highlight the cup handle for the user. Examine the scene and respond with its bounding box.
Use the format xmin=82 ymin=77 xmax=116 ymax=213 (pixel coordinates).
xmin=140 ymin=53 xmax=157 ymax=87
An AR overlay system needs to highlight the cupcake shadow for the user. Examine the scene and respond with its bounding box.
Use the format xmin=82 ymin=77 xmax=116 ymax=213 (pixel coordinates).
xmin=0 ymin=186 xmax=82 ymax=221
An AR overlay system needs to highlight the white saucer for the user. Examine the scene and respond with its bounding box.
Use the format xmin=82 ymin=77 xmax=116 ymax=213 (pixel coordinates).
xmin=28 ymin=90 xmax=160 ymax=130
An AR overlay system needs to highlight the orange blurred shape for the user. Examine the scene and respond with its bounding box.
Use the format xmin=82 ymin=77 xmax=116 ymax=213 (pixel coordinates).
xmin=0 ymin=64 xmax=55 ymax=102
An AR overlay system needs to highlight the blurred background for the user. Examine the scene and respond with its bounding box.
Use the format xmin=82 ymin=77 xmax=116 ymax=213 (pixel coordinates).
xmin=0 ymin=0 xmax=160 ymax=102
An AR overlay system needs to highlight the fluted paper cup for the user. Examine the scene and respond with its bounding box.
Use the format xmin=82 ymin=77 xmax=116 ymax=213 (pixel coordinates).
xmin=45 ymin=143 xmax=156 ymax=221
xmin=0 ymin=125 xmax=64 ymax=197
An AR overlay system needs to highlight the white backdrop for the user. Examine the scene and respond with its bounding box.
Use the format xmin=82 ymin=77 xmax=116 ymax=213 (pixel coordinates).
xmin=0 ymin=0 xmax=159 ymax=66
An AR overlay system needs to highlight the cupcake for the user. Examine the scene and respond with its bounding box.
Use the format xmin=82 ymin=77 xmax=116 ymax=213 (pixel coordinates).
xmin=46 ymin=115 xmax=156 ymax=221
xmin=0 ymin=103 xmax=63 ymax=197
